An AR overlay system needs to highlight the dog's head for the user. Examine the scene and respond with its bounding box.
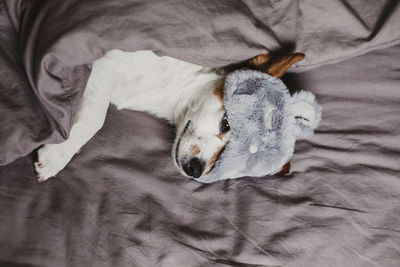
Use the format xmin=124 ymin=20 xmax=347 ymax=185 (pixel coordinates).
xmin=172 ymin=82 xmax=232 ymax=178
xmin=173 ymin=53 xmax=309 ymax=181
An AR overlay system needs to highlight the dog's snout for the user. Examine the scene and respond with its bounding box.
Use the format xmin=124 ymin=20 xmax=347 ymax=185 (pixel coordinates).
xmin=183 ymin=158 xmax=204 ymax=178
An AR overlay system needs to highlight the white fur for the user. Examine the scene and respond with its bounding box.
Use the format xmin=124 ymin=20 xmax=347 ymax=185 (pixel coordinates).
xmin=35 ymin=50 xmax=228 ymax=182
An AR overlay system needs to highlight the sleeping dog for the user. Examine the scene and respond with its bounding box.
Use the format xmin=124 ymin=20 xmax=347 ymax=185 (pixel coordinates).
xmin=34 ymin=50 xmax=304 ymax=182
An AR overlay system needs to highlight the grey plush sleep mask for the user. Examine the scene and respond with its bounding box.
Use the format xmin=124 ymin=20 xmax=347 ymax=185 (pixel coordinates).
xmin=196 ymin=69 xmax=321 ymax=183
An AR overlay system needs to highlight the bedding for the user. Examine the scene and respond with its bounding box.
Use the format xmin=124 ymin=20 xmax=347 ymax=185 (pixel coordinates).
xmin=1 ymin=0 xmax=400 ymax=165
xmin=1 ymin=0 xmax=400 ymax=266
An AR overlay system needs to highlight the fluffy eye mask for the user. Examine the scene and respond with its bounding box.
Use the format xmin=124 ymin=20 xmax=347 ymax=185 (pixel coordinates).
xmin=197 ymin=61 xmax=321 ymax=183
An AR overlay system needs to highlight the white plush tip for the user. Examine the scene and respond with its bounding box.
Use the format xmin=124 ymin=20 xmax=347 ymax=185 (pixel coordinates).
xmin=249 ymin=143 xmax=258 ymax=154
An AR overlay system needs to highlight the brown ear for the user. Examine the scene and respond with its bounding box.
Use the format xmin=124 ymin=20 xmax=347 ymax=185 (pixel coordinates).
xmin=247 ymin=53 xmax=305 ymax=78
xmin=276 ymin=161 xmax=291 ymax=176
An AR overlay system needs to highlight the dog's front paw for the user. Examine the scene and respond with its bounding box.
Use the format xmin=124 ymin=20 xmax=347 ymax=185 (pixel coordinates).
xmin=34 ymin=144 xmax=75 ymax=182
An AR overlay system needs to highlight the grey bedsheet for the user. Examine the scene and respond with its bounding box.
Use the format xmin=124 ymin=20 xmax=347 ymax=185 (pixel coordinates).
xmin=1 ymin=44 xmax=400 ymax=266
xmin=1 ymin=0 xmax=400 ymax=164
xmin=1 ymin=0 xmax=400 ymax=266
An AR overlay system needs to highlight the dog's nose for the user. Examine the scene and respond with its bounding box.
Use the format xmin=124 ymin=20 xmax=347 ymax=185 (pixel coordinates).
xmin=183 ymin=158 xmax=204 ymax=178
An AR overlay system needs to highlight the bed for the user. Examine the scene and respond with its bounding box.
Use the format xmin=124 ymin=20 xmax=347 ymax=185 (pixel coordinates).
xmin=1 ymin=0 xmax=400 ymax=266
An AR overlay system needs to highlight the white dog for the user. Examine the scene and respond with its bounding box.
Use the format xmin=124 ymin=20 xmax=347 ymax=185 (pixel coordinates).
xmin=34 ymin=50 xmax=305 ymax=182
xmin=35 ymin=50 xmax=231 ymax=182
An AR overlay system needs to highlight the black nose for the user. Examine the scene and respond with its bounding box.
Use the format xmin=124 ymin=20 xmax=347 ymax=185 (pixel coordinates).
xmin=183 ymin=158 xmax=204 ymax=178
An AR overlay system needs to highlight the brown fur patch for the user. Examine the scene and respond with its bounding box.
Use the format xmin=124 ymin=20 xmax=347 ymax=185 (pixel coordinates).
xmin=213 ymin=82 xmax=224 ymax=104
xmin=206 ymin=146 xmax=224 ymax=171
xmin=248 ymin=53 xmax=271 ymax=69
xmin=216 ymin=134 xmax=223 ymax=140
xmin=190 ymin=144 xmax=201 ymax=155
xmin=247 ymin=53 xmax=305 ymax=78
xmin=276 ymin=161 xmax=291 ymax=176
xmin=266 ymin=54 xmax=305 ymax=78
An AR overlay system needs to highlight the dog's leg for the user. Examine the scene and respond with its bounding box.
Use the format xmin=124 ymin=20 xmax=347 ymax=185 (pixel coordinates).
xmin=35 ymin=70 xmax=112 ymax=182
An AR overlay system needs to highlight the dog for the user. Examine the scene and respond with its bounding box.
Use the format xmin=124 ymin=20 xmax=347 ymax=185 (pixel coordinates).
xmin=34 ymin=50 xmax=304 ymax=182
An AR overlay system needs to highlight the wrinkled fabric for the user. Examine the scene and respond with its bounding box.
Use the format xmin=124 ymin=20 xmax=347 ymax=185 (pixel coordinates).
xmin=1 ymin=43 xmax=400 ymax=266
xmin=1 ymin=0 xmax=400 ymax=265
xmin=1 ymin=0 xmax=400 ymax=164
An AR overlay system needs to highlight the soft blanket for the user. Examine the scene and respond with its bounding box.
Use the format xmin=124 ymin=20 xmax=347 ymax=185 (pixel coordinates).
xmin=1 ymin=1 xmax=400 ymax=266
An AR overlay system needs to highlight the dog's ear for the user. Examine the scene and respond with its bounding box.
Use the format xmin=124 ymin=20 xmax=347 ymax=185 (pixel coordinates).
xmin=248 ymin=53 xmax=305 ymax=78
